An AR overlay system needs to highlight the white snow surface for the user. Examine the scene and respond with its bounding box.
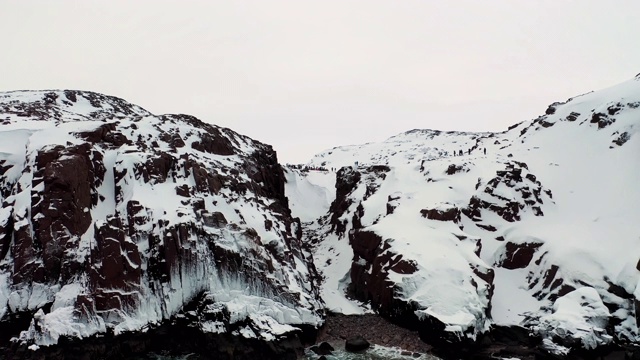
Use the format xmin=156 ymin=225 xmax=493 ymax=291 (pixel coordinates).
xmin=284 ymin=168 xmax=336 ymax=223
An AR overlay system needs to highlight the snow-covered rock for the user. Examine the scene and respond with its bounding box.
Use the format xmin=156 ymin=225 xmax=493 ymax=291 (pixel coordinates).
xmin=2 ymin=73 xmax=640 ymax=358
xmin=291 ymin=75 xmax=640 ymax=354
xmin=527 ymin=287 xmax=613 ymax=355
xmin=0 ymin=90 xmax=324 ymax=353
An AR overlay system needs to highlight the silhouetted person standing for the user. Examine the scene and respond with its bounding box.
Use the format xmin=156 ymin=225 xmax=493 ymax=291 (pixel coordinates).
xmin=484 ymin=148 xmax=486 ymax=155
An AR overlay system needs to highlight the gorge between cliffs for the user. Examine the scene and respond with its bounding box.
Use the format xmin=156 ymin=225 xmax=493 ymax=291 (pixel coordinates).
xmin=1 ymin=75 xmax=640 ymax=359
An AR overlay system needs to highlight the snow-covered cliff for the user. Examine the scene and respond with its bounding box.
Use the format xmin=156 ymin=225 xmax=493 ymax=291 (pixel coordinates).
xmin=1 ymin=74 xmax=639 ymax=359
xmin=291 ymin=75 xmax=640 ymax=356
xmin=0 ymin=90 xmax=323 ymax=357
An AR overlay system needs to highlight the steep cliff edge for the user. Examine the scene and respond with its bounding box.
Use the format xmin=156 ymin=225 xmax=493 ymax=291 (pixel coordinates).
xmin=296 ymin=75 xmax=640 ymax=357
xmin=0 ymin=90 xmax=324 ymax=358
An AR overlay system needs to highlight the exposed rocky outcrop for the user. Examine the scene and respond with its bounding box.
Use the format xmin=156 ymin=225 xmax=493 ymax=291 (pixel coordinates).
xmin=348 ymin=229 xmax=420 ymax=324
xmin=497 ymin=242 xmax=543 ymax=269
xmin=328 ymin=166 xmax=361 ymax=237
xmin=463 ymin=161 xmax=552 ymax=223
xmin=316 ymin=164 xmax=494 ymax=346
xmin=420 ymin=204 xmax=461 ymax=223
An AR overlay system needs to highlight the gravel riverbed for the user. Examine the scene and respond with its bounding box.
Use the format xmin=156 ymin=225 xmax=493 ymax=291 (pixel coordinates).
xmin=314 ymin=313 xmax=435 ymax=356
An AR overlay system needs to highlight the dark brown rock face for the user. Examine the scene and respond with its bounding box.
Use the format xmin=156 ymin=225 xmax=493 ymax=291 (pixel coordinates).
xmin=12 ymin=143 xmax=105 ymax=284
xmin=445 ymin=163 xmax=469 ymax=175
xmin=0 ymin=90 xmax=323 ymax=355
xmin=329 ymin=166 xmax=361 ymax=236
xmin=420 ymin=205 xmax=461 ymax=223
xmin=463 ymin=161 xmax=552 ymax=224
xmin=348 ymin=229 xmax=420 ymax=325
xmin=316 ymin=163 xmax=493 ymax=347
xmin=498 ymin=242 xmax=543 ymax=269
xmin=76 ymin=122 xmax=132 ymax=148
xmin=90 ymin=216 xmax=142 ymax=320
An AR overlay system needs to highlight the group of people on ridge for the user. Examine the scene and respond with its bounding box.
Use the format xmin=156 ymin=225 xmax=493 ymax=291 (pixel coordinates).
xmin=446 ymin=147 xmax=487 ymax=156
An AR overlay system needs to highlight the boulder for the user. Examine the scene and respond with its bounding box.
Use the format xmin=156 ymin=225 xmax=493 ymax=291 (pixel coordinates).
xmin=309 ymin=341 xmax=334 ymax=355
xmin=345 ymin=336 xmax=370 ymax=352
xmin=498 ymin=242 xmax=543 ymax=269
xmin=420 ymin=204 xmax=461 ymax=223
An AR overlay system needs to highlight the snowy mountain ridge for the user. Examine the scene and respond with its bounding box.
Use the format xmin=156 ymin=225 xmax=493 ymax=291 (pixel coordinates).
xmin=289 ymin=75 xmax=640 ymax=356
xmin=311 ymin=128 xmax=490 ymax=169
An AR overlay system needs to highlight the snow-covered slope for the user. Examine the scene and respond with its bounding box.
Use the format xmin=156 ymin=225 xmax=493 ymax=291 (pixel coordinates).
xmin=0 ymin=90 xmax=323 ymax=353
xmin=311 ymin=129 xmax=490 ymax=169
xmin=284 ymin=168 xmax=336 ymax=223
xmin=293 ymin=75 xmax=640 ymax=354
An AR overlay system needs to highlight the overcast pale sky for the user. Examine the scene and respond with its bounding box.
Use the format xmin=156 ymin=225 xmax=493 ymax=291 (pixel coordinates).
xmin=1 ymin=1 xmax=638 ymax=163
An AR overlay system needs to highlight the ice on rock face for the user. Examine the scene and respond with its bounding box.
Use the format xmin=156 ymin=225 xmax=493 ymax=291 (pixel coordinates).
xmin=0 ymin=90 xmax=324 ymax=347
xmin=19 ymin=307 xmax=106 ymax=347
